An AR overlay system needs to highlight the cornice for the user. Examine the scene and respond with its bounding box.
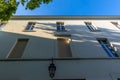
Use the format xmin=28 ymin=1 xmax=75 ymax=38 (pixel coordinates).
xmin=11 ymin=15 xmax=120 ymax=20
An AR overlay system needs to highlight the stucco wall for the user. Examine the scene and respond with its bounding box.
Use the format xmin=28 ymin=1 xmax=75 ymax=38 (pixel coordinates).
xmin=0 ymin=19 xmax=120 ymax=79
xmin=1 ymin=20 xmax=120 ymax=58
xmin=0 ymin=60 xmax=120 ymax=80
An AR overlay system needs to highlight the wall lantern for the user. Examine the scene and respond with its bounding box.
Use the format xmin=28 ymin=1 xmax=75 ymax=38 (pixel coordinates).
xmin=48 ymin=58 xmax=56 ymax=79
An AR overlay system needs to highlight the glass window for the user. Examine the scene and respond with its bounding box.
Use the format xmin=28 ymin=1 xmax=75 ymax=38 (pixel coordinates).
xmin=24 ymin=22 xmax=36 ymax=31
xmin=85 ymin=22 xmax=99 ymax=32
xmin=97 ymin=38 xmax=119 ymax=57
xmin=56 ymin=22 xmax=66 ymax=31
xmin=111 ymin=22 xmax=120 ymax=29
xmin=25 ymin=25 xmax=34 ymax=30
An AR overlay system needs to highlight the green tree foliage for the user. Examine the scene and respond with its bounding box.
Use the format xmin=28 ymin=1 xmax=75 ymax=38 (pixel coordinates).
xmin=0 ymin=0 xmax=52 ymax=21
xmin=0 ymin=0 xmax=18 ymax=21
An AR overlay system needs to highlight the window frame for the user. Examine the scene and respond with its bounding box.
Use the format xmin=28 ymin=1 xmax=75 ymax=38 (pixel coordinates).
xmin=97 ymin=38 xmax=119 ymax=57
xmin=57 ymin=38 xmax=72 ymax=58
xmin=84 ymin=22 xmax=100 ymax=32
xmin=111 ymin=22 xmax=120 ymax=29
xmin=56 ymin=22 xmax=67 ymax=32
xmin=0 ymin=22 xmax=7 ymax=30
xmin=23 ymin=22 xmax=36 ymax=32
xmin=7 ymin=38 xmax=29 ymax=58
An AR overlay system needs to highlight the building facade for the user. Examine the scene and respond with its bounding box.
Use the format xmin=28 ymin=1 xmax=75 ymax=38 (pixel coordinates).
xmin=0 ymin=16 xmax=120 ymax=80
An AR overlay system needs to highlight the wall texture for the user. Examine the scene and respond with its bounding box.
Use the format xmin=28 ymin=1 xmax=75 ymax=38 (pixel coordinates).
xmin=0 ymin=18 xmax=120 ymax=80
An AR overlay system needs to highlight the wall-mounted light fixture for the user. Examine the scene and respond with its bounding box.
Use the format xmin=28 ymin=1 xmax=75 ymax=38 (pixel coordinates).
xmin=48 ymin=58 xmax=56 ymax=79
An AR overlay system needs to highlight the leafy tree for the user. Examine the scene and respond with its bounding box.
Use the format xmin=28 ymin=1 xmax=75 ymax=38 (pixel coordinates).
xmin=0 ymin=0 xmax=52 ymax=21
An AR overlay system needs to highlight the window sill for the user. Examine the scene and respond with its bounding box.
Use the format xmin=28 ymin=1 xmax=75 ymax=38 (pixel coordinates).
xmin=54 ymin=31 xmax=71 ymax=37
xmin=56 ymin=30 xmax=67 ymax=32
xmin=90 ymin=30 xmax=101 ymax=32
xmin=23 ymin=30 xmax=36 ymax=32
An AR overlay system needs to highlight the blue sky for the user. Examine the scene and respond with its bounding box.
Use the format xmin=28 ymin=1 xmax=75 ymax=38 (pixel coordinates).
xmin=15 ymin=0 xmax=120 ymax=15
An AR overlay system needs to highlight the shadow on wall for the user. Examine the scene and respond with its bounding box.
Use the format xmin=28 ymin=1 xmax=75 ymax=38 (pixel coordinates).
xmin=35 ymin=22 xmax=120 ymax=42
xmin=98 ymin=26 xmax=120 ymax=39
xmin=35 ymin=22 xmax=90 ymax=36
xmin=34 ymin=22 xmax=120 ymax=44
xmin=1 ymin=23 xmax=120 ymax=80
xmin=35 ymin=22 xmax=56 ymax=31
xmin=1 ymin=22 xmax=120 ymax=58
xmin=0 ymin=31 xmax=56 ymax=59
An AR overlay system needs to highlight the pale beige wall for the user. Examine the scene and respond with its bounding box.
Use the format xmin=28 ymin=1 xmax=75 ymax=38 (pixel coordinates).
xmin=1 ymin=20 xmax=120 ymax=58
xmin=0 ymin=60 xmax=119 ymax=80
xmin=0 ymin=19 xmax=120 ymax=79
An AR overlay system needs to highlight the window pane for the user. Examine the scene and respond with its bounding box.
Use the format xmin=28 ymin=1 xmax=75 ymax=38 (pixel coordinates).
xmin=98 ymin=39 xmax=119 ymax=57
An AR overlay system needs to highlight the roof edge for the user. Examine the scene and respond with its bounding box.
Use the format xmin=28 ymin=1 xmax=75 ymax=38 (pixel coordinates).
xmin=10 ymin=15 xmax=120 ymax=20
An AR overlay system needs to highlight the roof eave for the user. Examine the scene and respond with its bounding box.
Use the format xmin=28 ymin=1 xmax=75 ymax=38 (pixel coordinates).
xmin=10 ymin=15 xmax=120 ymax=20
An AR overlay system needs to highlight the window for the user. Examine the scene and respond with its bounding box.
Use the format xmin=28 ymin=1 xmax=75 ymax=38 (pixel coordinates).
xmin=57 ymin=38 xmax=72 ymax=57
xmin=111 ymin=22 xmax=120 ymax=29
xmin=56 ymin=22 xmax=66 ymax=31
xmin=97 ymin=38 xmax=119 ymax=57
xmin=84 ymin=22 xmax=99 ymax=32
xmin=0 ymin=22 xmax=7 ymax=30
xmin=54 ymin=22 xmax=71 ymax=36
xmin=24 ymin=22 xmax=36 ymax=31
xmin=8 ymin=39 xmax=29 ymax=58
xmin=0 ymin=24 xmax=3 ymax=30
